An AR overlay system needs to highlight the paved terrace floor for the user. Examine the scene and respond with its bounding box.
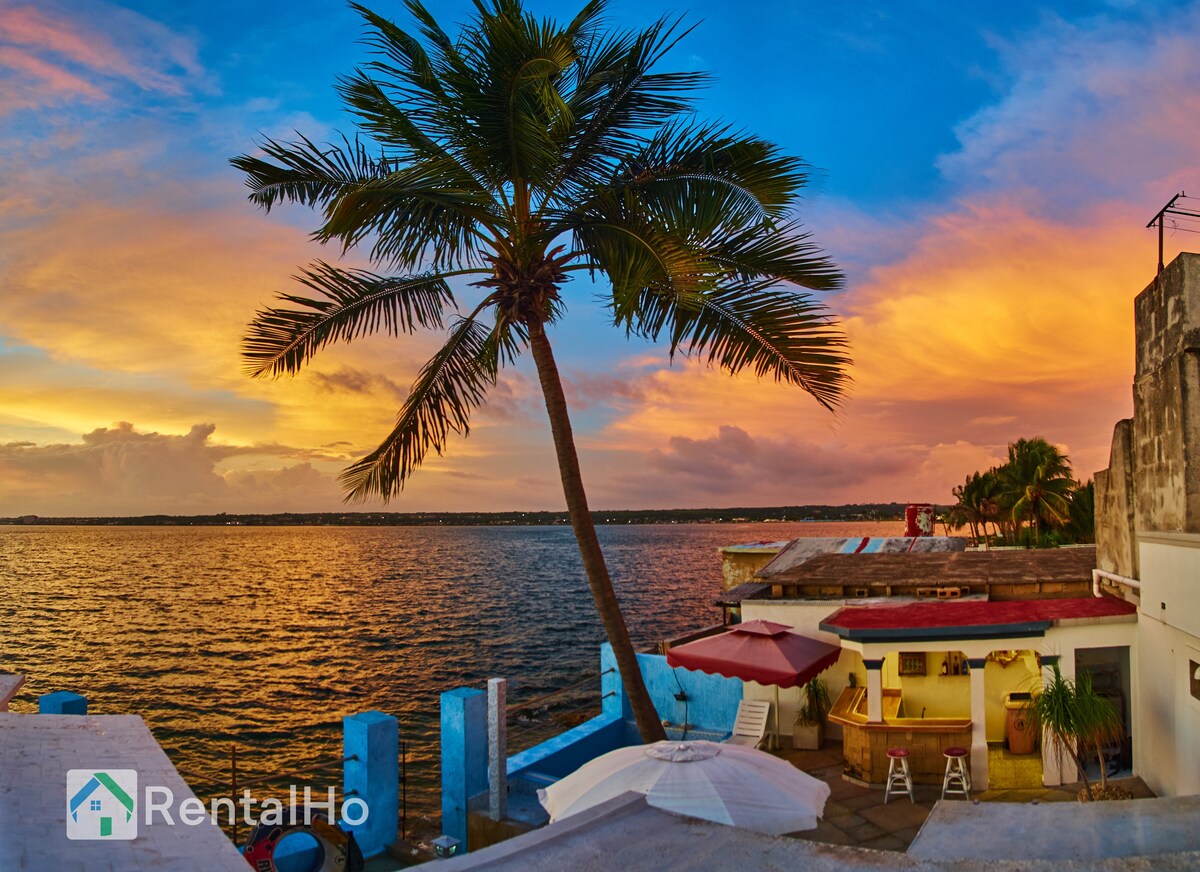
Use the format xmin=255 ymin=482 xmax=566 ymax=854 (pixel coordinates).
xmin=781 ymin=741 xmax=1154 ymax=852
xmin=0 ymin=712 xmax=247 ymax=871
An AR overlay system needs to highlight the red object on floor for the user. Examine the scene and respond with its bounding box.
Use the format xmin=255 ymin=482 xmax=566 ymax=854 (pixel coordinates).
xmin=666 ymin=619 xmax=841 ymax=689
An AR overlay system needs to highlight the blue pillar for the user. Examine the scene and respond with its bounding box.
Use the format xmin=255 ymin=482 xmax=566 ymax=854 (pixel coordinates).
xmin=440 ymin=688 xmax=487 ymax=852
xmin=39 ymin=691 xmax=86 ymax=714
xmin=342 ymin=710 xmax=398 ymax=859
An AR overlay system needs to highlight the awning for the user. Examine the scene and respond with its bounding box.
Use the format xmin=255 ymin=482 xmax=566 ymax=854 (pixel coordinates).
xmin=666 ymin=619 xmax=841 ymax=689
xmin=820 ymin=596 xmax=1137 ymax=643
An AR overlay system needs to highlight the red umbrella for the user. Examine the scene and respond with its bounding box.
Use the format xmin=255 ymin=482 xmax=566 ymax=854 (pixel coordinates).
xmin=667 ymin=619 xmax=841 ymax=688
xmin=667 ymin=619 xmax=841 ymax=748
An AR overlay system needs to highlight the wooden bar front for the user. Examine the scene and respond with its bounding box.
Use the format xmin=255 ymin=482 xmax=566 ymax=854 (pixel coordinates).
xmin=828 ymin=688 xmax=972 ymax=785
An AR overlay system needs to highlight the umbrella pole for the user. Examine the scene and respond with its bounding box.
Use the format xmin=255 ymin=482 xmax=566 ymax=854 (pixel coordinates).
xmin=774 ymin=686 xmax=780 ymax=751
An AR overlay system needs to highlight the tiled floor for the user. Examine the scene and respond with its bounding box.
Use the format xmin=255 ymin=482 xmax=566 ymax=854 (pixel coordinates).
xmin=987 ymin=742 xmax=1044 ymax=788
xmin=780 ymin=741 xmax=1154 ymax=852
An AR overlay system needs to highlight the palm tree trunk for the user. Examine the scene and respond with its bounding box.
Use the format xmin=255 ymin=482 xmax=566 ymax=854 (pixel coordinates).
xmin=528 ymin=322 xmax=666 ymax=743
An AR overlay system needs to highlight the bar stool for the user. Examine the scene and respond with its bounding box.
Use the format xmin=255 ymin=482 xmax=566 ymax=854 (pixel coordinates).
xmin=884 ymin=747 xmax=914 ymax=803
xmin=941 ymin=746 xmax=970 ymax=799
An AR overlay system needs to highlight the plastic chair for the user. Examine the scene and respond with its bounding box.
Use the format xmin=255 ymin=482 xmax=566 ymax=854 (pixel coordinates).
xmin=723 ymin=699 xmax=771 ymax=749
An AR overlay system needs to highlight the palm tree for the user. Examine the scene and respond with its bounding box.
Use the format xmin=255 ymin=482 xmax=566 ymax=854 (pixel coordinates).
xmin=950 ymin=469 xmax=1003 ymax=547
xmin=1065 ymin=479 xmax=1095 ymax=544
xmin=1030 ymin=666 xmax=1123 ymax=798
xmin=231 ymin=0 xmax=850 ymax=743
xmin=1000 ymin=438 xmax=1075 ymax=546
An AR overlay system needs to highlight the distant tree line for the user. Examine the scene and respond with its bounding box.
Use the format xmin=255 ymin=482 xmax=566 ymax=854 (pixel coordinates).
xmin=1 ymin=504 xmax=909 ymax=527
xmin=944 ymin=437 xmax=1094 ymax=547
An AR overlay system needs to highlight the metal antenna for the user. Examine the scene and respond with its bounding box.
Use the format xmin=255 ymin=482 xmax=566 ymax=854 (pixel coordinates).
xmin=1147 ymin=192 xmax=1200 ymax=274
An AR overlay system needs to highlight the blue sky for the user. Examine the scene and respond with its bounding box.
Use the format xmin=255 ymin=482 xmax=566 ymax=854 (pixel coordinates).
xmin=1 ymin=0 xmax=1196 ymax=514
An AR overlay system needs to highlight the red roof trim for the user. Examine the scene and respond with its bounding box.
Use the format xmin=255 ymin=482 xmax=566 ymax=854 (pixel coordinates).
xmin=823 ymin=596 xmax=1136 ymax=632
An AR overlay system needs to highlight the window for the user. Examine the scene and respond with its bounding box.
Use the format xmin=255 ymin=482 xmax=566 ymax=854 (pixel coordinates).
xmin=90 ymin=799 xmax=101 ymax=811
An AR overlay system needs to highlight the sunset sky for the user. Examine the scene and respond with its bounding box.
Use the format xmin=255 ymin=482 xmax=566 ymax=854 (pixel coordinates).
xmin=1 ymin=0 xmax=1197 ymax=516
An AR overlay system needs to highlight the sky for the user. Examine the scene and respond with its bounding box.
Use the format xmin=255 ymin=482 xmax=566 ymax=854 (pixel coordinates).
xmin=1 ymin=0 xmax=1197 ymax=516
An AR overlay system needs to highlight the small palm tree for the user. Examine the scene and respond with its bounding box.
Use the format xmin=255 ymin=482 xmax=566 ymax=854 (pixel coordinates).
xmin=231 ymin=0 xmax=849 ymax=743
xmin=1030 ymin=666 xmax=1123 ymax=798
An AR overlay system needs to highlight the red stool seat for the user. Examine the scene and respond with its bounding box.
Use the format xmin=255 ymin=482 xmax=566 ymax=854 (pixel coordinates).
xmin=884 ymin=746 xmax=914 ymax=803
xmin=943 ymin=747 xmax=968 ymax=757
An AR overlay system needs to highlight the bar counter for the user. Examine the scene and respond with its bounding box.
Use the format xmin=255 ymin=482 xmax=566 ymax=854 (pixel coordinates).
xmin=827 ymin=687 xmax=972 ymax=785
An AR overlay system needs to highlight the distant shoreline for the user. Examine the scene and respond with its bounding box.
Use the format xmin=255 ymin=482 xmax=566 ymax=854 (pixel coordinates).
xmin=1 ymin=504 xmax=915 ymax=527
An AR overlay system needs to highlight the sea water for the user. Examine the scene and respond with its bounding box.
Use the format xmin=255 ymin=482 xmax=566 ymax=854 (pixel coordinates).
xmin=0 ymin=520 xmax=901 ymax=840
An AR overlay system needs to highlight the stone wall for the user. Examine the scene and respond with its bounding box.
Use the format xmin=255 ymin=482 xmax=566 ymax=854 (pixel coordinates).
xmin=1131 ymin=253 xmax=1200 ymax=533
xmin=1095 ymin=418 xmax=1136 ymax=577
xmin=1097 ymin=253 xmax=1200 ymax=571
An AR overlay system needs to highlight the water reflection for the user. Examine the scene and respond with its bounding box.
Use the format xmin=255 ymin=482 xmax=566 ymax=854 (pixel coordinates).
xmin=1 ymin=521 xmax=901 ymax=839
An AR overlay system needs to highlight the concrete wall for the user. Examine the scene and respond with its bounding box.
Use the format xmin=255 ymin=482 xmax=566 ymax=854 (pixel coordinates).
xmin=1095 ymin=419 xmax=1137 ymax=578
xmin=982 ymin=654 xmax=1041 ymax=743
xmin=881 ymin=653 xmax=972 ymax=720
xmin=720 ymin=547 xmax=783 ymax=590
xmin=1136 ymin=534 xmax=1200 ymax=797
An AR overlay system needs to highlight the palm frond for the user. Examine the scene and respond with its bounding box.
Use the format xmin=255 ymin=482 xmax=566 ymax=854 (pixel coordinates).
xmin=317 ymin=158 xmax=505 ymax=269
xmin=654 ymin=285 xmax=850 ymax=410
xmin=603 ymin=121 xmax=808 ymax=223
xmin=231 ymin=134 xmax=392 ymax=213
xmin=567 ymin=194 xmax=848 ymax=409
xmin=544 ymin=15 xmax=709 ymax=203
xmin=243 ymin=262 xmax=461 ymax=377
xmin=339 ymin=305 xmax=519 ymax=500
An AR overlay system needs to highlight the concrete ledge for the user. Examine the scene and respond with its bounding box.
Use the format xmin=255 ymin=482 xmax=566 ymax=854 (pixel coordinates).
xmin=434 ymin=790 xmax=1200 ymax=871
xmin=909 ymin=794 xmax=1200 ymax=861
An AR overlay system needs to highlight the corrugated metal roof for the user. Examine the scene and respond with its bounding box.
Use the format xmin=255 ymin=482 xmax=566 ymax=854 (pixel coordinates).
xmin=763 ymin=546 xmax=1096 ymax=592
xmin=716 ymin=582 xmax=772 ymax=604
xmin=756 ymin=536 xmax=967 ymax=578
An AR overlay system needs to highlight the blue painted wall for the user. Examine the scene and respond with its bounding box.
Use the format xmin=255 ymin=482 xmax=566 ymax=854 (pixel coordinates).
xmin=507 ymin=645 xmax=744 ymax=782
xmin=600 ymin=643 xmax=743 ymax=742
xmin=507 ymin=712 xmax=624 ymax=781
xmin=439 ymin=645 xmax=746 ymax=839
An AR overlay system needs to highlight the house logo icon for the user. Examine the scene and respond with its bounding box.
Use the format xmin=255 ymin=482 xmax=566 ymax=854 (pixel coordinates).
xmin=66 ymin=769 xmax=137 ymax=840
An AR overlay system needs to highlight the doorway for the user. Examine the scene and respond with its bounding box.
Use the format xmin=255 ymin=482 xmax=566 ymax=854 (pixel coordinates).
xmin=1075 ymin=646 xmax=1132 ymax=780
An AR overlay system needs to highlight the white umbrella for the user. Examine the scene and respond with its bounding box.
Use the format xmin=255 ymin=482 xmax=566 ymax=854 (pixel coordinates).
xmin=537 ymin=740 xmax=830 ymax=835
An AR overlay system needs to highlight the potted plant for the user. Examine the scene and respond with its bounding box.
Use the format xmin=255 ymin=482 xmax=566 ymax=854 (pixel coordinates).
xmin=1030 ymin=666 xmax=1127 ymax=801
xmin=792 ymin=677 xmax=831 ymax=751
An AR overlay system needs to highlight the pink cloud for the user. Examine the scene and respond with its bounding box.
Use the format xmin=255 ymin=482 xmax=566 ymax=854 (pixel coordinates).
xmin=0 ymin=3 xmax=205 ymax=108
xmin=0 ymin=45 xmax=104 ymax=99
